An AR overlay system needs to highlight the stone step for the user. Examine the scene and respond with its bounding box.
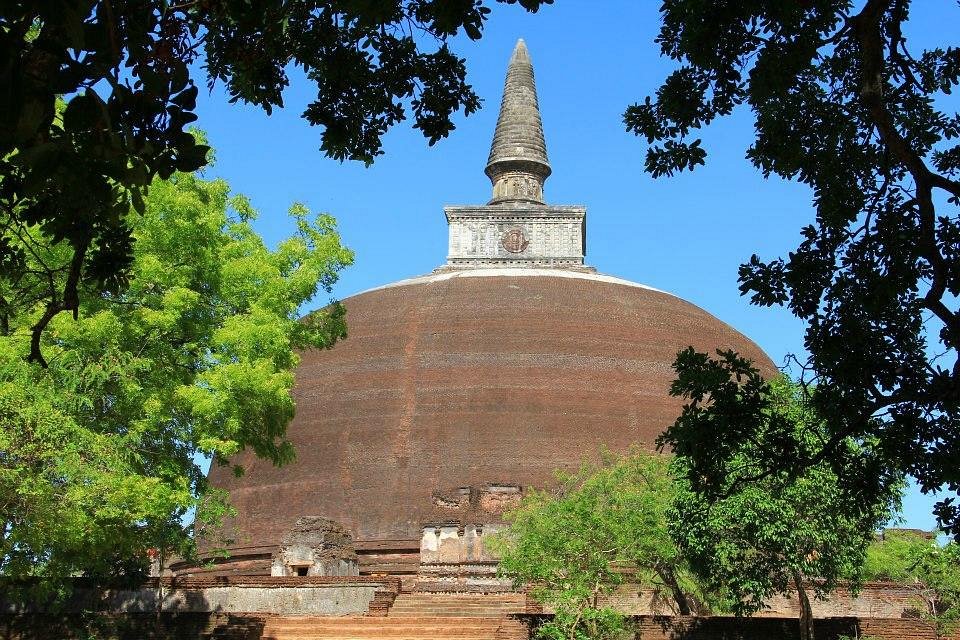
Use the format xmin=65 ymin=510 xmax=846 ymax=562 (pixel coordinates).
xmin=269 ymin=617 xmax=502 ymax=627
xmin=389 ymin=604 xmax=521 ymax=609
xmin=263 ymin=635 xmax=513 ymax=640
xmin=391 ymin=600 xmax=522 ymax=603
xmin=266 ymin=627 xmax=502 ymax=635
xmin=392 ymin=596 xmax=523 ymax=604
xmin=388 ymin=594 xmax=525 ymax=617
xmin=262 ymin=632 xmax=526 ymax=639
xmin=389 ymin=607 xmax=521 ymax=613
xmin=391 ymin=604 xmax=519 ymax=607
xmin=389 ymin=612 xmax=517 ymax=617
xmin=391 ymin=600 xmax=521 ymax=604
xmin=402 ymin=593 xmax=523 ymax=597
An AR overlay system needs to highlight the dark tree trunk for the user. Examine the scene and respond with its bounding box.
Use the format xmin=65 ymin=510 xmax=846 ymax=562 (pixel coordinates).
xmin=656 ymin=565 xmax=691 ymax=616
xmin=791 ymin=568 xmax=815 ymax=640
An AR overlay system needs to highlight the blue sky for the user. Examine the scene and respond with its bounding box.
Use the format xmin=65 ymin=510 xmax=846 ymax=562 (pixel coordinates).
xmin=191 ymin=1 xmax=960 ymax=531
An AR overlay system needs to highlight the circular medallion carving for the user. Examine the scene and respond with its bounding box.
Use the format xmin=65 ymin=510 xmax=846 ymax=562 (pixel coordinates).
xmin=501 ymin=228 xmax=529 ymax=254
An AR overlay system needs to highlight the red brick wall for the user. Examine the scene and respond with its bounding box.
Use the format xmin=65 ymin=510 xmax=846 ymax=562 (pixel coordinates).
xmin=574 ymin=582 xmax=924 ymax=619
xmin=760 ymin=583 xmax=924 ymax=619
xmin=144 ymin=575 xmax=398 ymax=589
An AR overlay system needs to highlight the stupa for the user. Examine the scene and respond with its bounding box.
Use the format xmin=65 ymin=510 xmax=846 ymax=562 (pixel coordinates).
xmin=191 ymin=39 xmax=774 ymax=583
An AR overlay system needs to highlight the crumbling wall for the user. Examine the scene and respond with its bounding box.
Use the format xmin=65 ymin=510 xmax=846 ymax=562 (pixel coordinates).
xmin=1 ymin=577 xmax=391 ymax=618
xmin=270 ymin=516 xmax=358 ymax=577
xmin=590 ymin=581 xmax=926 ymax=619
xmin=419 ymin=483 xmax=522 ymax=565
xmin=104 ymin=582 xmax=377 ymax=615
xmin=417 ymin=484 xmax=522 ymax=591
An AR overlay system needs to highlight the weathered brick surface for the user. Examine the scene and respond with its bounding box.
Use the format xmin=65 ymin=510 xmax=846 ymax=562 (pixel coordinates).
xmin=147 ymin=575 xmax=396 ymax=589
xmin=597 ymin=581 xmax=922 ymax=619
xmin=365 ymin=579 xmax=400 ymax=617
xmin=761 ymin=582 xmax=924 ymax=619
xmin=494 ymin=618 xmax=531 ymax=640
xmin=207 ymin=273 xmax=775 ymax=562
xmin=0 ymin=612 xmax=268 ymax=640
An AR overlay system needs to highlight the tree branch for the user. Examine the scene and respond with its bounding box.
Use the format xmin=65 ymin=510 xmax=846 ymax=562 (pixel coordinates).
xmin=851 ymin=0 xmax=960 ymax=349
xmin=28 ymin=236 xmax=89 ymax=367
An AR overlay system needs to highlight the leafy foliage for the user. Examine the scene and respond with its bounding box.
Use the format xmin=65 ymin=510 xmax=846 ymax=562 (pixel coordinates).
xmin=0 ymin=0 xmax=551 ymax=363
xmin=864 ymin=531 xmax=960 ymax=637
xmin=631 ymin=0 xmax=960 ymax=537
xmin=492 ymin=449 xmax=712 ymax=640
xmin=667 ymin=368 xmax=903 ymax=640
xmin=0 ymin=163 xmax=352 ymax=595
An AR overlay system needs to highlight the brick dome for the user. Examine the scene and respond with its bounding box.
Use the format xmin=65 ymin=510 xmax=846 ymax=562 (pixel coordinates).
xmin=207 ymin=269 xmax=775 ymax=551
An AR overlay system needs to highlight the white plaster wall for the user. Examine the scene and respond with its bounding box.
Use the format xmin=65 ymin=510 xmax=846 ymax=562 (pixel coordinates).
xmin=419 ymin=524 xmax=505 ymax=565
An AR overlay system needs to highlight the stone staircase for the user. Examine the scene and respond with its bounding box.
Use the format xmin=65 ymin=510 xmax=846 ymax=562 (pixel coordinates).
xmin=260 ymin=615 xmax=527 ymax=639
xmin=260 ymin=593 xmax=529 ymax=639
xmin=389 ymin=592 xmax=526 ymax=618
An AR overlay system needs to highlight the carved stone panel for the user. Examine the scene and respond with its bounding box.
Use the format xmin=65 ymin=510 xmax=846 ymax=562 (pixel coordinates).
xmin=501 ymin=228 xmax=529 ymax=253
xmin=445 ymin=205 xmax=587 ymax=267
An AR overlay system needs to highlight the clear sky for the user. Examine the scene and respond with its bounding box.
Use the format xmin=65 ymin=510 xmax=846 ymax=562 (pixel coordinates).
xmin=190 ymin=1 xmax=960 ymax=532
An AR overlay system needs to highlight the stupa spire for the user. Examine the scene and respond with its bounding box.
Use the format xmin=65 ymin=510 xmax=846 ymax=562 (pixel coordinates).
xmin=442 ymin=39 xmax=588 ymax=272
xmin=485 ymin=38 xmax=551 ymax=205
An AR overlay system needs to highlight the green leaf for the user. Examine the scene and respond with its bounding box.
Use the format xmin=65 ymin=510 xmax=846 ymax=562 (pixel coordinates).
xmin=63 ymin=91 xmax=106 ymax=132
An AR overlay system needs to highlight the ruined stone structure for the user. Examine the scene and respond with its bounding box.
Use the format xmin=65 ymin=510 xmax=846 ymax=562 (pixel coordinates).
xmin=269 ymin=517 xmax=358 ymax=578
xmin=189 ymin=38 xmax=774 ymax=586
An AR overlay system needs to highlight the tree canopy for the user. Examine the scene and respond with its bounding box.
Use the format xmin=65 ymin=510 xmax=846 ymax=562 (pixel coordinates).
xmin=0 ymin=161 xmax=351 ymax=591
xmin=495 ymin=373 xmax=904 ymax=640
xmin=864 ymin=530 xmax=960 ymax=637
xmin=492 ymin=449 xmax=714 ymax=640
xmin=632 ymin=0 xmax=960 ymax=539
xmin=668 ymin=368 xmax=903 ymax=640
xmin=1 ymin=0 xmax=551 ymax=364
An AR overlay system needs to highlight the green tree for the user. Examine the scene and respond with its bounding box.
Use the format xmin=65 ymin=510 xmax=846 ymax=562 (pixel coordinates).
xmin=1 ymin=0 xmax=551 ymax=363
xmin=492 ymin=449 xmax=710 ymax=640
xmin=0 ymin=160 xmax=352 ymax=596
xmin=864 ymin=531 xmax=960 ymax=639
xmin=668 ymin=366 xmax=903 ymax=640
xmin=631 ymin=0 xmax=960 ymax=537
